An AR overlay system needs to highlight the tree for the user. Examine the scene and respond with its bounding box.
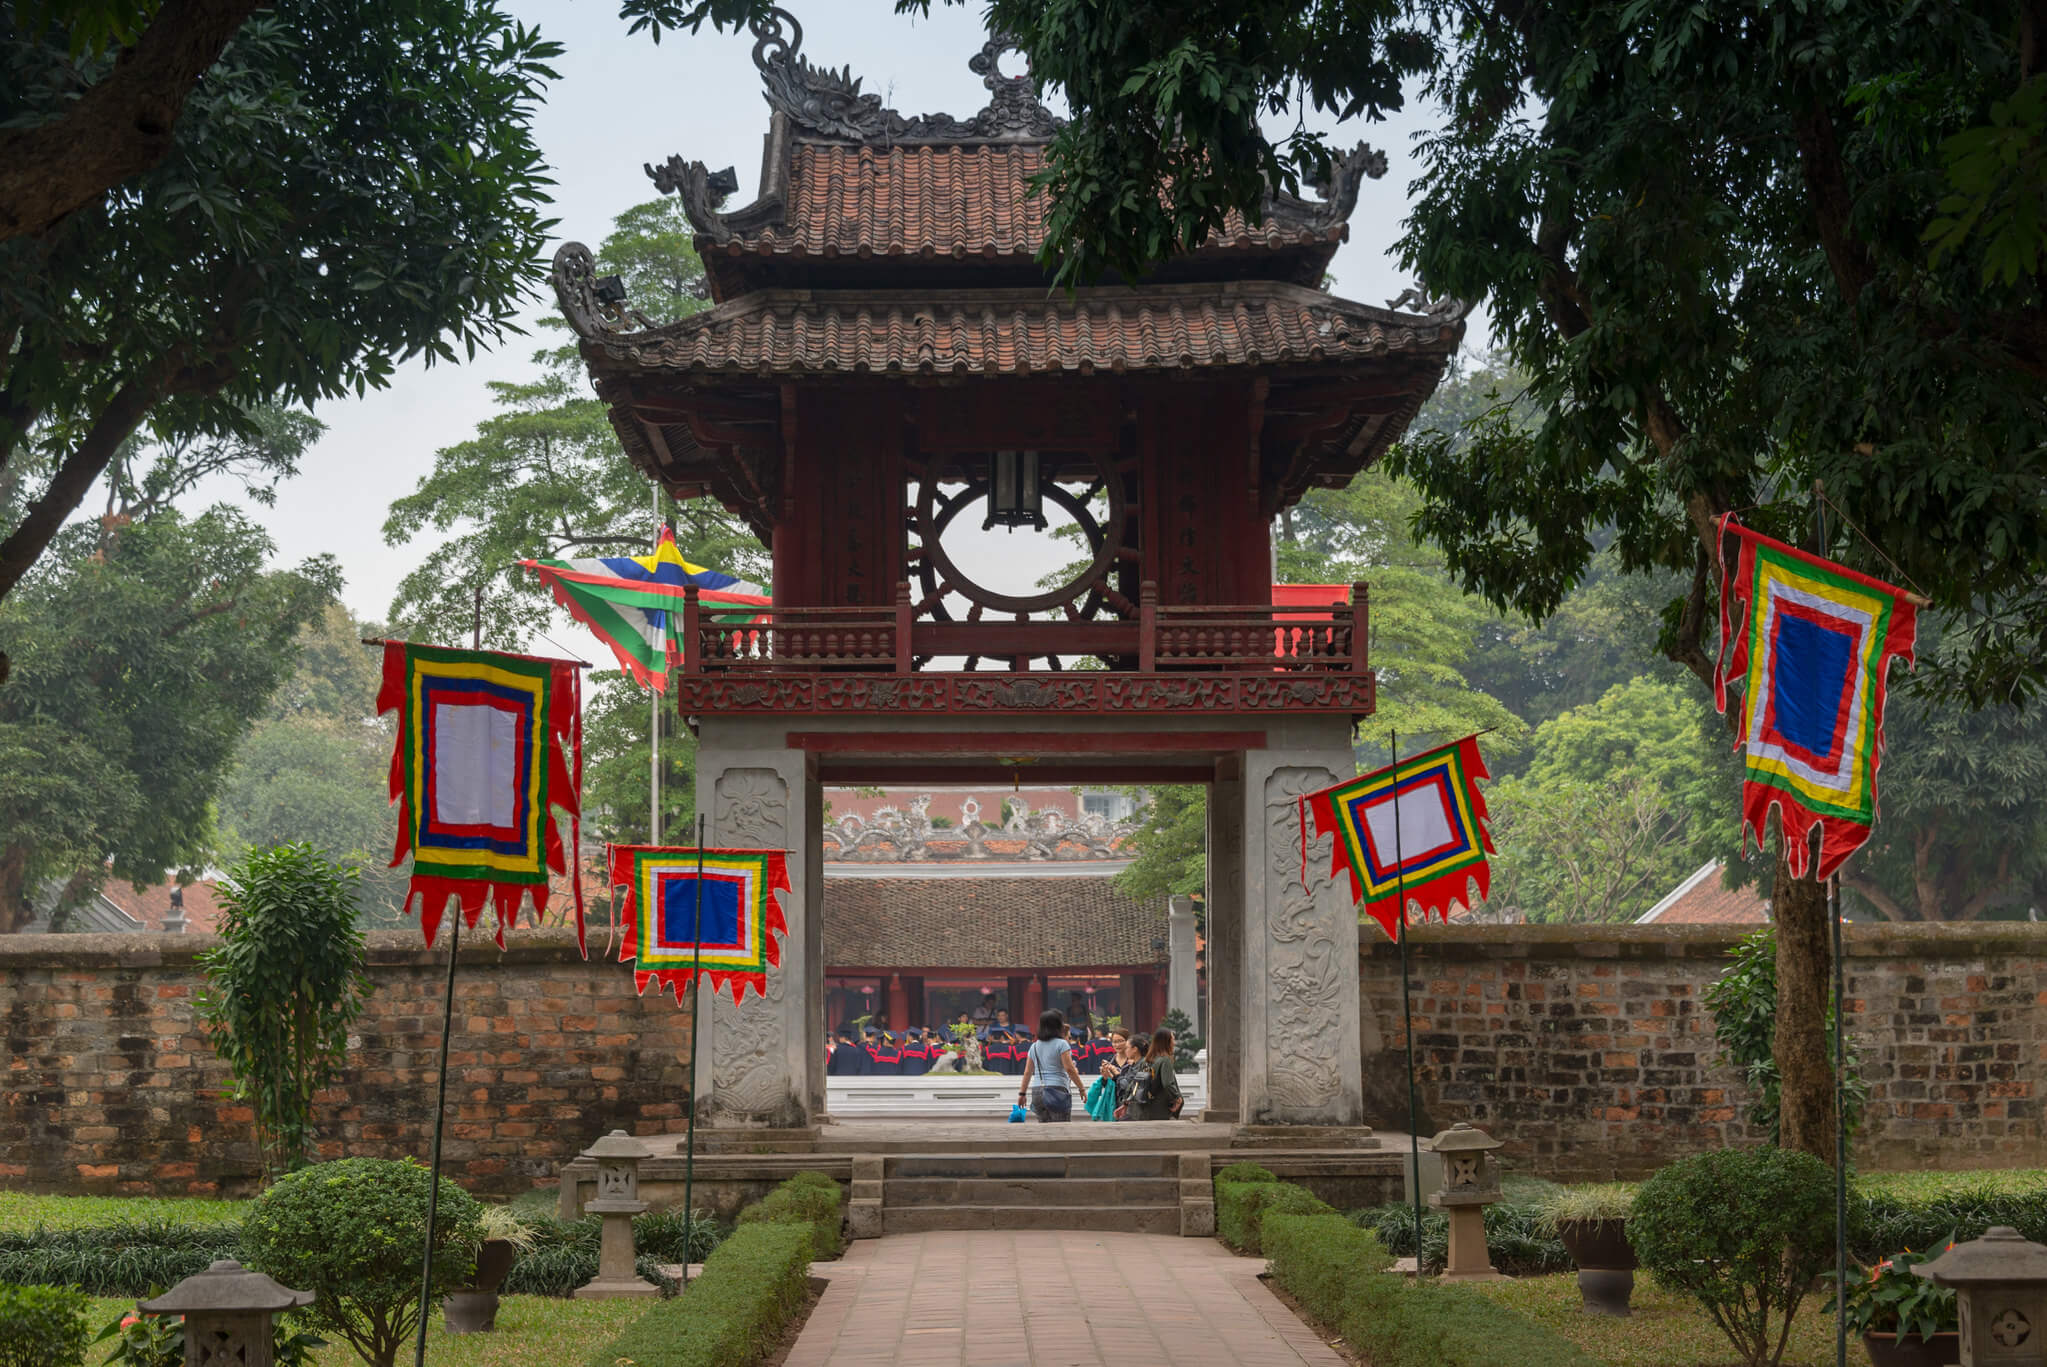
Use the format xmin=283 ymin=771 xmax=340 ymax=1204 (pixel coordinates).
xmin=198 ymin=841 xmax=374 ymax=1175
xmin=0 ymin=0 xmax=267 ymax=242
xmin=214 ymin=604 xmax=411 ymax=926
xmin=0 ymin=503 xmax=334 ymax=932
xmin=1114 ymin=784 xmax=1205 ymax=902
xmin=0 ymin=0 xmax=560 ymax=671
xmin=1484 ymin=677 xmax=1743 ymax=923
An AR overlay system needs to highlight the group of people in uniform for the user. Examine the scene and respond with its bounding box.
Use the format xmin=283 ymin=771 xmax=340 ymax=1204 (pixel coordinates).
xmin=824 ymin=1014 xmax=1124 ymax=1078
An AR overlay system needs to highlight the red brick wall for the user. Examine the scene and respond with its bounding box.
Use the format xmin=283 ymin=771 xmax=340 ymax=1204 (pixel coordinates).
xmin=1 ymin=929 xmax=693 ymax=1197
xmin=1362 ymin=923 xmax=2047 ymax=1179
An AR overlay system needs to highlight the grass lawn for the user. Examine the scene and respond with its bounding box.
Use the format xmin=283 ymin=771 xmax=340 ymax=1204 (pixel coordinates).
xmin=0 ymin=1192 xmax=245 ymax=1232
xmin=1469 ymin=1274 xmax=1873 ymax=1367
xmin=84 ymin=1294 xmax=651 ymax=1365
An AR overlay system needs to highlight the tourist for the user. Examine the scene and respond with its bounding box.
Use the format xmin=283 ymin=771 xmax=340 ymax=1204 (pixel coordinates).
xmin=970 ymin=992 xmax=997 ymax=1028
xmin=1109 ymin=1030 xmax=1149 ymax=1121
xmin=1131 ymin=1029 xmax=1185 ymax=1120
xmin=1018 ymin=1010 xmax=1086 ymax=1123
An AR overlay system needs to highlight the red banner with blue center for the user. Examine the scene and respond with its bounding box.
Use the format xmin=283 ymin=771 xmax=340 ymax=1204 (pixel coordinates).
xmin=608 ymin=845 xmax=789 ymax=1005
xmin=1301 ymin=735 xmax=1494 ymax=942
xmin=1713 ymin=515 xmax=1919 ymax=880
xmin=377 ymin=642 xmax=585 ymax=950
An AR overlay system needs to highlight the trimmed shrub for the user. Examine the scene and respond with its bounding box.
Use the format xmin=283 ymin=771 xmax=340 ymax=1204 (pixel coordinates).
xmin=1216 ymin=1179 xmax=1331 ymax=1255
xmin=1262 ymin=1212 xmax=1599 ymax=1367
xmin=634 ymin=1209 xmax=724 ymax=1265
xmin=735 ymin=1172 xmax=844 ymax=1259
xmin=0 ymin=1282 xmax=89 ymax=1367
xmin=1630 ymin=1148 xmax=1834 ymax=1367
xmin=242 ymin=1157 xmax=483 ymax=1367
xmin=1852 ymin=1176 xmax=2047 ymax=1262
xmin=0 ymin=1220 xmax=242 ymax=1295
xmin=582 ymin=1222 xmax=814 ymax=1367
xmin=1213 ymin=1162 xmax=1277 ymax=1185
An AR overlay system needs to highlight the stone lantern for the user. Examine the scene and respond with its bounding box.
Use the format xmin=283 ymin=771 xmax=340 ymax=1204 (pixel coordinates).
xmin=1425 ymin=1122 xmax=1506 ymax=1282
xmin=138 ymin=1259 xmax=313 ymax=1367
xmin=574 ymin=1130 xmax=659 ymax=1300
xmin=1913 ymin=1226 xmax=2047 ymax=1365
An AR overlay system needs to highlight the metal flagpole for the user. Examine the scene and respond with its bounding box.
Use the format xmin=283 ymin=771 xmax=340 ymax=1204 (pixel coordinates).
xmin=413 ymin=585 xmax=483 ymax=1365
xmin=650 ymin=489 xmax=663 ymax=845
xmin=681 ymin=814 xmax=708 ymax=1290
xmin=1832 ymin=871 xmax=1848 ymax=1367
xmin=1390 ymin=729 xmax=1425 ymax=1270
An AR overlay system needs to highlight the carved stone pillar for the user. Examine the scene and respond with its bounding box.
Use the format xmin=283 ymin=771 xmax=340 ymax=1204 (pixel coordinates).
xmin=1237 ymin=738 xmax=1366 ymax=1127
xmin=691 ymin=735 xmax=823 ymax=1129
xmin=1203 ymin=757 xmax=1244 ymax=1124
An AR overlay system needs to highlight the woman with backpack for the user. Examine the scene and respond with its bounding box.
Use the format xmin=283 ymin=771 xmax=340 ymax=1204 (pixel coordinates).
xmin=1129 ymin=1028 xmax=1185 ymax=1120
xmin=1017 ymin=1009 xmax=1087 ymax=1123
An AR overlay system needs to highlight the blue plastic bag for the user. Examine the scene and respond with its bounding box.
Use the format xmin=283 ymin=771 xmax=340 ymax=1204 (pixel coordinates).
xmin=1008 ymin=1103 xmax=1028 ymax=1123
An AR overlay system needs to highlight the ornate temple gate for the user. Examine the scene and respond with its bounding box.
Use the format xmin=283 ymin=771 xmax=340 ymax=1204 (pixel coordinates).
xmin=554 ymin=9 xmax=1462 ymax=1137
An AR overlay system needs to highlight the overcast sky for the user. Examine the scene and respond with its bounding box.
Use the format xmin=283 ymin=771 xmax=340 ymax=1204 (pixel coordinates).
xmin=204 ymin=0 xmax=1462 ymax=627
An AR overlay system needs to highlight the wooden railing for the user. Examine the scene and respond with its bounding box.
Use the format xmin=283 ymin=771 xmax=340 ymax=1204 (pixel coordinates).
xmin=680 ymin=580 xmax=1368 ymax=675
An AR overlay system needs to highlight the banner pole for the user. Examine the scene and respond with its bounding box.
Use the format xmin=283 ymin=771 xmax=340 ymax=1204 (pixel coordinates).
xmin=1833 ymin=871 xmax=1848 ymax=1367
xmin=1391 ymin=729 xmax=1425 ymax=1270
xmin=681 ymin=814 xmax=708 ymax=1290
xmin=650 ymin=493 xmax=662 ymax=844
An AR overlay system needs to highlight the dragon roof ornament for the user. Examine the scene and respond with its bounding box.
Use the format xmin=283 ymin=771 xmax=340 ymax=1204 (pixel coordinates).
xmin=748 ymin=6 xmax=1060 ymax=145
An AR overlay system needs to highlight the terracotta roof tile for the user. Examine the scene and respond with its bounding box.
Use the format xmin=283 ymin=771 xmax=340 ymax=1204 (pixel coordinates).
xmin=604 ymin=282 xmax=1458 ymax=378
xmin=710 ymin=143 xmax=1343 ymax=263
xmin=824 ymin=875 xmax=1165 ymax=970
xmin=99 ymin=881 xmax=223 ymax=934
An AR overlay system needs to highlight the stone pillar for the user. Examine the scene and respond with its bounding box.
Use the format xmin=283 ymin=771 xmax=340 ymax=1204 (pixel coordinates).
xmin=1236 ymin=727 xmax=1366 ymax=1127
xmin=1203 ymin=756 xmax=1245 ymax=1124
xmin=692 ymin=732 xmax=823 ymax=1129
xmin=1021 ymin=974 xmax=1044 ymax=1023
xmin=1167 ymin=895 xmax=1199 ymax=1024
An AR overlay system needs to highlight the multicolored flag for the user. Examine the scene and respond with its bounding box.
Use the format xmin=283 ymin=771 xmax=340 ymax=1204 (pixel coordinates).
xmin=609 ymin=845 xmax=790 ymax=1005
xmin=1713 ymin=515 xmax=1919 ymax=880
xmin=376 ymin=642 xmax=585 ymax=950
xmin=522 ymin=527 xmax=768 ymax=691
xmin=1300 ymin=735 xmax=1495 ymax=942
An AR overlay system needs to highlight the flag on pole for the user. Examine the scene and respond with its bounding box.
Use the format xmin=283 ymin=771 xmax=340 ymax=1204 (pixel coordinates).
xmin=522 ymin=527 xmax=768 ymax=690
xmin=377 ymin=642 xmax=586 ymax=950
xmin=609 ymin=845 xmax=790 ymax=1005
xmin=1713 ymin=514 xmax=1919 ymax=880
xmin=1300 ymin=735 xmax=1494 ymax=942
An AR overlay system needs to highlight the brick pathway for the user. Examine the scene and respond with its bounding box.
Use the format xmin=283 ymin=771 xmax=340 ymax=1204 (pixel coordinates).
xmin=783 ymin=1231 xmax=1345 ymax=1367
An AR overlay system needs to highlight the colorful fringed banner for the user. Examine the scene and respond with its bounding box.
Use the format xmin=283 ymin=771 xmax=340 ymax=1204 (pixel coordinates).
xmin=1301 ymin=735 xmax=1494 ymax=942
xmin=377 ymin=642 xmax=585 ymax=950
xmin=521 ymin=527 xmax=767 ymax=691
xmin=1714 ymin=515 xmax=1919 ymax=880
xmin=608 ymin=845 xmax=789 ymax=1005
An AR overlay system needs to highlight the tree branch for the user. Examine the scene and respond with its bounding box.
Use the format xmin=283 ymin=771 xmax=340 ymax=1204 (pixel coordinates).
xmin=1843 ymin=871 xmax=1909 ymax=923
xmin=1793 ymin=102 xmax=1875 ymax=305
xmin=0 ymin=0 xmax=268 ymax=240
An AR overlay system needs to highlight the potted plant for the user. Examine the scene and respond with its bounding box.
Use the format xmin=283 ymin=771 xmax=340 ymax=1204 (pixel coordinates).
xmin=1828 ymin=1246 xmax=1959 ymax=1367
xmin=444 ymin=1206 xmax=536 ymax=1334
xmin=1536 ymin=1184 xmax=1639 ymax=1316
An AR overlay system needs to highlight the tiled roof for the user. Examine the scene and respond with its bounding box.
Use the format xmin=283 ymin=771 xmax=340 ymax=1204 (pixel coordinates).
xmin=99 ymin=880 xmax=223 ymax=934
xmin=707 ymin=143 xmax=1344 ymax=264
xmin=595 ymin=282 xmax=1460 ymax=378
xmin=823 ymin=875 xmax=1166 ymax=970
xmin=1637 ymin=861 xmax=1771 ymax=926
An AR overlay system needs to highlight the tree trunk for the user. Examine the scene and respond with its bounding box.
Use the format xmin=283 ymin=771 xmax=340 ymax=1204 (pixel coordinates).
xmin=0 ymin=846 xmax=31 ymax=934
xmin=1772 ymin=846 xmax=1837 ymax=1163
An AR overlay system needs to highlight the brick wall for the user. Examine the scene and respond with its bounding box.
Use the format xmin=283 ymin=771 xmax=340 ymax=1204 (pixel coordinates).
xmin=1 ymin=929 xmax=694 ymax=1197
xmin=1362 ymin=923 xmax=2047 ymax=1179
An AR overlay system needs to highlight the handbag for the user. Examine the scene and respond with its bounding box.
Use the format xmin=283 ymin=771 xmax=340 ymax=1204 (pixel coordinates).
xmin=1039 ymin=1083 xmax=1071 ymax=1116
xmin=1008 ymin=1103 xmax=1027 ymax=1123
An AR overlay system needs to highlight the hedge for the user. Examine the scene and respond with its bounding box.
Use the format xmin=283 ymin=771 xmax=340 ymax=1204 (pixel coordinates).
xmin=1262 ymin=1211 xmax=1602 ymax=1367
xmin=1853 ymin=1175 xmax=2047 ymax=1260
xmin=583 ymin=1174 xmax=840 ymax=1367
xmin=1215 ymin=1178 xmax=1333 ymax=1255
xmin=0 ymin=1221 xmax=243 ymax=1296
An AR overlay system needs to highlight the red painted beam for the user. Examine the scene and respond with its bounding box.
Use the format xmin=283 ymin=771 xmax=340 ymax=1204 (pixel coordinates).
xmin=816 ymin=763 xmax=1218 ymax=785
xmin=789 ymin=731 xmax=1266 ymax=755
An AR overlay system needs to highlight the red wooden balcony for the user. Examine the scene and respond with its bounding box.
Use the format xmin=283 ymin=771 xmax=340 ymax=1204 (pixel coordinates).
xmin=672 ymin=581 xmax=1374 ymax=721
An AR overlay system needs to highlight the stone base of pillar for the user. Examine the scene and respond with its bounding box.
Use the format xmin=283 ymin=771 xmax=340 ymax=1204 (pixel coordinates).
xmin=575 ymin=1205 xmax=658 ymax=1300
xmin=573 ymin=1277 xmax=662 ymax=1300
xmin=1439 ymin=1205 xmax=1505 ymax=1282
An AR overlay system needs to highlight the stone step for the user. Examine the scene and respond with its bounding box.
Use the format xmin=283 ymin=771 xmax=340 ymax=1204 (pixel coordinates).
xmin=884 ymin=1151 xmax=1179 ymax=1180
xmin=884 ymin=1176 xmax=1180 ymax=1206
xmin=881 ymin=1203 xmax=1183 ymax=1236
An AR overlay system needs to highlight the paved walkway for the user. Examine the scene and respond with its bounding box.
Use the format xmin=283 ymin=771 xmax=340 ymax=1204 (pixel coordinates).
xmin=783 ymin=1231 xmax=1345 ymax=1367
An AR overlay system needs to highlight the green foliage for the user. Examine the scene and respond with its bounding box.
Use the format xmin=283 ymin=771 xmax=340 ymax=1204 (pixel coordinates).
xmin=1703 ymin=929 xmax=1866 ymax=1144
xmin=1214 ymin=1178 xmax=1331 ymax=1255
xmin=91 ymin=1307 xmax=184 ymax=1367
xmin=1349 ymin=1199 xmax=1574 ymax=1278
xmin=198 ymin=843 xmax=373 ymax=1176
xmin=734 ymin=1172 xmax=844 ymax=1260
xmin=0 ymin=1221 xmax=242 ymax=1296
xmin=494 ymin=1209 xmax=721 ymax=1297
xmin=1629 ymin=1148 xmax=1836 ymax=1367
xmin=1483 ymin=677 xmax=1744 ymax=922
xmin=241 ymin=1158 xmax=481 ymax=1367
xmin=582 ymin=1222 xmax=815 ymax=1367
xmin=1112 ymin=784 xmax=1205 ymax=901
xmin=1157 ymin=1007 xmax=1203 ymax=1069
xmin=0 ymin=505 xmax=335 ymax=932
xmin=213 ymin=605 xmax=409 ymax=927
xmin=1852 ymin=1175 xmax=2047 ymax=1264
xmin=1212 ymin=1163 xmax=1276 ymax=1185
xmin=1530 ymin=1183 xmax=1636 ymax=1233
xmin=1263 ymin=1211 xmax=1601 ymax=1367
xmin=0 ymin=1282 xmax=88 ymax=1367
xmin=0 ymin=0 xmax=561 ymax=614
xmin=1825 ymin=1246 xmax=1958 ymax=1343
